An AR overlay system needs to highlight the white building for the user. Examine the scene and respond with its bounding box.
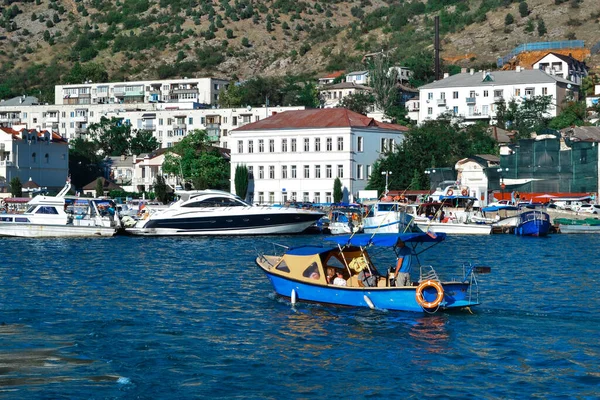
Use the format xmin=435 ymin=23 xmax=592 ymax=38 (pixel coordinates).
xmin=455 ymin=155 xmax=500 ymax=206
xmin=417 ymin=68 xmax=579 ymax=125
xmin=0 ymin=99 xmax=303 ymax=149
xmin=55 ymin=77 xmax=229 ymax=106
xmin=532 ymin=52 xmax=588 ymax=85
xmin=0 ymin=127 xmax=69 ymax=195
xmin=229 ymin=108 xmax=408 ymax=204
xmin=320 ymin=82 xmax=373 ymax=108
xmin=345 ymin=71 xmax=369 ymax=85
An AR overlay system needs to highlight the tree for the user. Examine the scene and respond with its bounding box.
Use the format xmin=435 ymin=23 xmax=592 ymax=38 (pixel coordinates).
xmin=153 ymin=174 xmax=169 ymax=204
xmin=130 ymin=130 xmax=159 ymax=155
xmin=88 ymin=117 xmax=132 ymax=156
xmin=241 ymin=37 xmax=250 ymax=47
xmin=333 ymin=177 xmax=343 ymax=203
xmin=234 ymin=164 xmax=249 ymax=200
xmin=95 ymin=178 xmax=104 ymax=197
xmin=66 ymin=62 xmax=109 ymax=85
xmin=494 ymin=96 xmax=553 ymax=140
xmin=367 ymin=53 xmax=400 ymax=120
xmin=161 ymin=130 xmax=230 ymax=190
xmin=10 ymin=177 xmax=22 ymax=197
xmin=504 ymin=13 xmax=514 ymax=25
xmin=537 ymin=18 xmax=547 ymax=36
xmin=519 ymin=2 xmax=529 ymax=17
xmin=338 ymin=91 xmax=375 ymax=115
xmin=69 ymin=137 xmax=103 ymax=190
xmin=548 ymin=101 xmax=586 ymax=129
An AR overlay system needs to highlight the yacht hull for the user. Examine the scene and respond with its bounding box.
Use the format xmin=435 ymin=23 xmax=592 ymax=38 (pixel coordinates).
xmin=0 ymin=223 xmax=117 ymax=238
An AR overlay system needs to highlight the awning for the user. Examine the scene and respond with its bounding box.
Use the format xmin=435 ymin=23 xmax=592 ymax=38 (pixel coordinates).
xmin=141 ymin=113 xmax=156 ymax=119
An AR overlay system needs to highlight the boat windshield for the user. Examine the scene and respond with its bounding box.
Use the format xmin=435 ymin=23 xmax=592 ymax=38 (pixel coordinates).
xmin=182 ymin=196 xmax=250 ymax=208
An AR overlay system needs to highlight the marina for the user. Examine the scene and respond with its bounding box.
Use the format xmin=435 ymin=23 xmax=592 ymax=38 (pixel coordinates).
xmin=0 ymin=234 xmax=598 ymax=398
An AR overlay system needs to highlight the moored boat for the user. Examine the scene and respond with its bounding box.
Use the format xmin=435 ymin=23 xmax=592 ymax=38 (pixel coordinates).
xmin=555 ymin=217 xmax=600 ymax=234
xmin=515 ymin=210 xmax=551 ymax=236
xmin=125 ymin=189 xmax=325 ymax=236
xmin=0 ymin=182 xmax=120 ymax=238
xmin=256 ymin=232 xmax=488 ymax=313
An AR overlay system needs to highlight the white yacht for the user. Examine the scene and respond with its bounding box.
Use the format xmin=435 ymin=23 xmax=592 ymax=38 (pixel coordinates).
xmin=125 ymin=189 xmax=325 ymax=236
xmin=0 ymin=182 xmax=121 ymax=238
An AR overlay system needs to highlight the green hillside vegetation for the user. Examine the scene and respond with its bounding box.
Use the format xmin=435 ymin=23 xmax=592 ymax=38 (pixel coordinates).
xmin=1 ymin=0 xmax=599 ymax=103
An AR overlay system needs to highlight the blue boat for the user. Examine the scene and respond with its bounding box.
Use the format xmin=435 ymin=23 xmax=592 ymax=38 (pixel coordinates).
xmin=256 ymin=232 xmax=487 ymax=313
xmin=515 ymin=210 xmax=551 ymax=236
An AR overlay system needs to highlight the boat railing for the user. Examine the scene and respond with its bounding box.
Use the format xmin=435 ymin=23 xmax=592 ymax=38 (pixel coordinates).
xmin=418 ymin=265 xmax=440 ymax=282
xmin=462 ymin=263 xmax=480 ymax=304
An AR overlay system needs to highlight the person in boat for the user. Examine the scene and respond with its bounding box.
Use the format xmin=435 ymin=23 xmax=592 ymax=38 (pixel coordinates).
xmin=393 ymin=239 xmax=413 ymax=287
xmin=333 ymin=271 xmax=347 ymax=286
xmin=310 ymin=272 xmax=320 ymax=280
xmin=358 ymin=269 xmax=377 ymax=287
xmin=326 ymin=267 xmax=335 ymax=284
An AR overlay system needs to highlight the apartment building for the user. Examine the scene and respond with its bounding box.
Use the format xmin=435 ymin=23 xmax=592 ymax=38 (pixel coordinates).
xmin=532 ymin=52 xmax=589 ymax=85
xmin=417 ymin=68 xmax=579 ymax=125
xmin=54 ymin=77 xmax=229 ymax=106
xmin=229 ymin=108 xmax=408 ymax=204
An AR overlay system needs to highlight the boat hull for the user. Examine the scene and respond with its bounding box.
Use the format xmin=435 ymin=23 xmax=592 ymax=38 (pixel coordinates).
xmin=0 ymin=223 xmax=117 ymax=238
xmin=558 ymin=224 xmax=600 ymax=234
xmin=515 ymin=211 xmax=551 ymax=236
xmin=261 ymin=269 xmax=478 ymax=313
xmin=415 ymin=221 xmax=492 ymax=235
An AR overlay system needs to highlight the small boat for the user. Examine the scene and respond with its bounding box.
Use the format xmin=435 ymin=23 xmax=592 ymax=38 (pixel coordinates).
xmin=515 ymin=210 xmax=551 ymax=236
xmin=0 ymin=182 xmax=120 ymax=238
xmin=362 ymin=201 xmax=415 ymax=234
xmin=256 ymin=232 xmax=487 ymax=313
xmin=555 ymin=217 xmax=600 ymax=234
xmin=126 ymin=189 xmax=325 ymax=236
xmin=327 ymin=203 xmax=363 ymax=235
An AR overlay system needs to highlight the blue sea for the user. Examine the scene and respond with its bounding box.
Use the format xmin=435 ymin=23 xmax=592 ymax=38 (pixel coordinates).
xmin=1 ymin=234 xmax=599 ymax=399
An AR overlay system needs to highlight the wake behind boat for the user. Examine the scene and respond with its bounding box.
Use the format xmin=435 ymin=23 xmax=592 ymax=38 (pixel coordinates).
xmin=0 ymin=182 xmax=120 ymax=238
xmin=125 ymin=189 xmax=325 ymax=236
xmin=256 ymin=232 xmax=488 ymax=313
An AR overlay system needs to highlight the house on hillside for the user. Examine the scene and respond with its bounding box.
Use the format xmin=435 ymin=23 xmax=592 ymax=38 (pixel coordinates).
xmin=229 ymin=108 xmax=409 ymax=204
xmin=0 ymin=127 xmax=69 ymax=195
xmin=317 ymin=71 xmax=345 ymax=87
xmin=346 ymin=71 xmax=369 ymax=85
xmin=319 ymin=82 xmax=373 ymax=109
xmin=532 ymin=52 xmax=589 ymax=85
xmin=417 ymin=68 xmax=580 ymax=126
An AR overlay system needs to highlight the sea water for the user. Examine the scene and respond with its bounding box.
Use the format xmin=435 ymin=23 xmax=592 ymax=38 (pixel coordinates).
xmin=0 ymin=234 xmax=599 ymax=399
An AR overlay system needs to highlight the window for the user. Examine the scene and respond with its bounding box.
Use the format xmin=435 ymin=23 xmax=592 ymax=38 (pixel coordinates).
xmin=259 ymin=139 xmax=264 ymax=153
xmin=380 ymin=138 xmax=387 ymax=152
xmin=315 ymin=165 xmax=321 ymax=178
xmin=304 ymin=138 xmax=309 ymax=151
xmin=188 ymin=117 xmax=193 ymax=124
xmin=427 ymin=92 xmax=433 ymax=100
xmin=304 ymin=165 xmax=309 ymax=178
xmin=282 ymin=139 xmax=288 ymax=152
xmin=453 ymin=106 xmax=459 ymax=115
xmin=258 ymin=192 xmax=264 ymax=204
xmin=314 ymin=193 xmax=320 ymax=204
xmin=237 ymin=140 xmax=243 ymax=153
xmin=453 ymin=91 xmax=459 ymax=99
xmin=269 ymin=139 xmax=274 ymax=152
xmin=326 ymin=138 xmax=332 ymax=151
xmin=367 ymin=165 xmax=372 ymax=179
xmin=482 ymin=105 xmax=489 ymax=115
xmin=494 ymin=89 xmax=504 ymax=98
xmin=282 ymin=165 xmax=288 ymax=179
xmin=291 ymin=139 xmax=297 ymax=152
xmin=269 ymin=192 xmax=275 ymax=204
xmin=357 ymin=137 xmax=363 ymax=152
xmin=248 ymin=140 xmax=254 ymax=153
xmin=259 ymin=166 xmax=264 ymax=179
xmin=337 ymin=165 xmax=343 ymax=178
xmin=325 ymin=192 xmax=332 ymax=203
xmin=515 ymin=88 xmax=521 ymax=96
xmin=357 ymin=164 xmax=363 ymax=180
xmin=337 ymin=137 xmax=344 ymax=151
xmin=248 ymin=166 xmax=254 ymax=179
xmin=291 ymin=192 xmax=297 ymax=201
xmin=440 ymin=92 xmax=445 ymax=100
xmin=326 ymin=165 xmax=332 ymax=178
xmin=315 ymin=138 xmax=321 ymax=151
xmin=427 ymin=107 xmax=433 ymax=115
xmin=542 ymin=87 xmax=548 ymax=95
xmin=525 ymin=88 xmax=535 ymax=97
xmin=291 ymin=165 xmax=297 ymax=178
xmin=282 ymin=192 xmax=288 ymax=203
xmin=303 ymin=192 xmax=309 ymax=202
xmin=483 ymin=90 xmax=489 ymax=97
xmin=269 ymin=165 xmax=275 ymax=179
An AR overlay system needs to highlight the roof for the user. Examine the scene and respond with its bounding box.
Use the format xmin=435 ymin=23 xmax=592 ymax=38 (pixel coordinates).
xmin=420 ymin=69 xmax=575 ymax=90
xmin=82 ymin=177 xmax=123 ymax=191
xmin=232 ymin=108 xmax=409 ymax=132
xmin=346 ymin=70 xmax=369 ymax=76
xmin=488 ymin=126 xmax=514 ymax=144
xmin=22 ymin=179 xmax=40 ymax=189
xmin=319 ymin=71 xmax=345 ymax=80
xmin=532 ymin=52 xmax=588 ymax=69
xmin=321 ymin=82 xmax=372 ymax=91
xmin=0 ymin=96 xmax=40 ymax=107
xmin=561 ymin=126 xmax=600 ymax=142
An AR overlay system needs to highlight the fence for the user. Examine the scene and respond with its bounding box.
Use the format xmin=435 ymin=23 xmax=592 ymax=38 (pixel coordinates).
xmin=496 ymin=40 xmax=585 ymax=67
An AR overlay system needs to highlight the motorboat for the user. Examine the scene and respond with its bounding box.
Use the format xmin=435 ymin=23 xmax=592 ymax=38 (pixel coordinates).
xmin=125 ymin=189 xmax=325 ymax=236
xmin=362 ymin=201 xmax=415 ymax=234
xmin=0 ymin=182 xmax=120 ymax=238
xmin=256 ymin=232 xmax=488 ymax=313
xmin=327 ymin=203 xmax=363 ymax=235
xmin=515 ymin=210 xmax=551 ymax=236
xmin=555 ymin=217 xmax=600 ymax=234
xmin=411 ymin=202 xmax=492 ymax=235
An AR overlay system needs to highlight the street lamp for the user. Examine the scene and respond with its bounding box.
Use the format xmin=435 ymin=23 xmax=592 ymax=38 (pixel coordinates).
xmin=497 ymin=167 xmax=509 ymax=201
xmin=381 ymin=171 xmax=392 ymax=196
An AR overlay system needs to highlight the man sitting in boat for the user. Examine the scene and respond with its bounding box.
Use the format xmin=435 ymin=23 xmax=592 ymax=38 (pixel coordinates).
xmin=393 ymin=239 xmax=413 ymax=286
xmin=333 ymin=270 xmax=347 ymax=286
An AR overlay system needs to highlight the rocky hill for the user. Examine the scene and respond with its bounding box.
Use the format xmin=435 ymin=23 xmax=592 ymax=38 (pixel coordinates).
xmin=0 ymin=0 xmax=599 ymax=101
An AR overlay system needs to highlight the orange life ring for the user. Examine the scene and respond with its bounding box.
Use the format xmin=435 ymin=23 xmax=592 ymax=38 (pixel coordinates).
xmin=415 ymin=280 xmax=444 ymax=309
xmin=447 ymin=189 xmax=454 ymax=196
xmin=461 ymin=189 xmax=468 ymax=196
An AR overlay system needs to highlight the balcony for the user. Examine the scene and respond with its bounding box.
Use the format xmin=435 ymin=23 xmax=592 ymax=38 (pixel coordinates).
xmin=141 ymin=124 xmax=156 ymax=131
xmin=466 ymin=97 xmax=476 ymax=104
xmin=493 ymin=96 xmax=504 ymax=102
xmin=73 ymin=115 xmax=88 ymax=122
xmin=173 ymin=123 xmax=187 ymax=129
xmin=125 ymin=90 xmax=145 ymax=97
xmin=75 ymin=127 xmax=88 ymax=134
xmin=44 ymin=122 xmax=59 ymax=130
xmin=45 ymin=116 xmax=59 ymax=123
xmin=437 ymin=99 xmax=446 ymax=106
xmin=0 ymin=160 xmax=14 ymax=167
xmin=114 ymin=88 xmax=126 ymax=96
xmin=464 ymin=113 xmax=490 ymax=120
xmin=0 ymin=118 xmax=21 ymax=125
xmin=171 ymin=88 xmax=199 ymax=95
xmin=207 ymin=135 xmax=220 ymax=143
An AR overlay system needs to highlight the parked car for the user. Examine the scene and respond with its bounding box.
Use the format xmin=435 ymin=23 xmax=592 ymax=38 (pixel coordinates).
xmin=578 ymin=204 xmax=600 ymax=214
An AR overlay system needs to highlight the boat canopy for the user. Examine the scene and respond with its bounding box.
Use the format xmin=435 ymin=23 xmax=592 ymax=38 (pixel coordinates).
xmin=285 ymin=245 xmax=334 ymax=256
xmin=325 ymin=232 xmax=446 ymax=247
xmin=482 ymin=205 xmax=519 ymax=212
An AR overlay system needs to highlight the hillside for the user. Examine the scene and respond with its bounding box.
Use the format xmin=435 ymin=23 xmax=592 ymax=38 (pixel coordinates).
xmin=0 ymin=0 xmax=599 ymax=102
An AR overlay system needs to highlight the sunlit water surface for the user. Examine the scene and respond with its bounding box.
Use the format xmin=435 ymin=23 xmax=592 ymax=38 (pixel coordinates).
xmin=1 ymin=234 xmax=599 ymax=398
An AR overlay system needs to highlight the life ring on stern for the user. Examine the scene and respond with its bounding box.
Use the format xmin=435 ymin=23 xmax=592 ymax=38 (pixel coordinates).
xmin=415 ymin=280 xmax=444 ymax=309
xmin=446 ymin=189 xmax=454 ymax=196
xmin=461 ymin=189 xmax=468 ymax=196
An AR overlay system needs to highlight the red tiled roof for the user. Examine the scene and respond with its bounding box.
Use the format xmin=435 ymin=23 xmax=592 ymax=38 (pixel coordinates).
xmin=234 ymin=108 xmax=409 ymax=132
xmin=0 ymin=127 xmax=20 ymax=136
xmin=320 ymin=70 xmax=345 ymax=79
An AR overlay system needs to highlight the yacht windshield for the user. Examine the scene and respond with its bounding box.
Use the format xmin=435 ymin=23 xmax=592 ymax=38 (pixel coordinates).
xmin=182 ymin=196 xmax=249 ymax=208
